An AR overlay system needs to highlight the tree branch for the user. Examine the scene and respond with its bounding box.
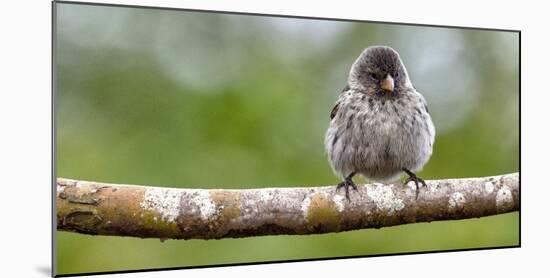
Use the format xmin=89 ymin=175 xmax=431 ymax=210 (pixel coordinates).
xmin=56 ymin=173 xmax=519 ymax=240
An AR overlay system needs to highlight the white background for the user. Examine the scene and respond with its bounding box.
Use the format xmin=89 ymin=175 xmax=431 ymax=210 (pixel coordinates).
xmin=0 ymin=0 xmax=546 ymax=277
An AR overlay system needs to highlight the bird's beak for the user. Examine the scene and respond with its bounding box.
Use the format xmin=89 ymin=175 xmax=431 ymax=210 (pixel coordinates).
xmin=380 ymin=74 xmax=394 ymax=93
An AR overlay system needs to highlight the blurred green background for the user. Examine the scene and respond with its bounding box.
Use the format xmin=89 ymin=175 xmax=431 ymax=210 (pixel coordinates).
xmin=54 ymin=2 xmax=519 ymax=275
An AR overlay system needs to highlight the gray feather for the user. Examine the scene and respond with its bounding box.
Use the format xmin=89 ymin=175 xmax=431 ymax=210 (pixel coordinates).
xmin=325 ymin=46 xmax=435 ymax=182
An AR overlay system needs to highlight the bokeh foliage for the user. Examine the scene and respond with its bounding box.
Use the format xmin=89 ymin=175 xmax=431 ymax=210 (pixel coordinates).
xmin=55 ymin=3 xmax=519 ymax=275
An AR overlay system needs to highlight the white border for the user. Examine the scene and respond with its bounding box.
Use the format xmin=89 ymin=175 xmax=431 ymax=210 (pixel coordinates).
xmin=2 ymin=0 xmax=548 ymax=278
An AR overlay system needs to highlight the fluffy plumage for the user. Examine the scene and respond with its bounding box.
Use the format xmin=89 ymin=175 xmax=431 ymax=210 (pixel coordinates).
xmin=325 ymin=46 xmax=435 ymax=199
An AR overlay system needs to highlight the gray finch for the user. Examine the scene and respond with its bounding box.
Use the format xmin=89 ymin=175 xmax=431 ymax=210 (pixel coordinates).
xmin=325 ymin=46 xmax=435 ymax=200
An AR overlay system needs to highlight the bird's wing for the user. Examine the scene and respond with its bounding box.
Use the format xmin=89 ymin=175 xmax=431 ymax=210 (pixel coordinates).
xmin=330 ymin=102 xmax=340 ymax=120
xmin=415 ymin=90 xmax=430 ymax=113
xmin=330 ymin=84 xmax=350 ymax=120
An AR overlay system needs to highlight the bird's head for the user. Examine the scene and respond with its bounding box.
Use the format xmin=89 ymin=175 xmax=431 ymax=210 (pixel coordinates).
xmin=348 ymin=46 xmax=412 ymax=96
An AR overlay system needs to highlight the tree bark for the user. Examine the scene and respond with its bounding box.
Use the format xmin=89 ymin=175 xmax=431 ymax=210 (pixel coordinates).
xmin=56 ymin=172 xmax=519 ymax=240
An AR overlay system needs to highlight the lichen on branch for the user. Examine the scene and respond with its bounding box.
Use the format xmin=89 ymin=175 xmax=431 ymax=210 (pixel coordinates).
xmin=56 ymin=173 xmax=519 ymax=240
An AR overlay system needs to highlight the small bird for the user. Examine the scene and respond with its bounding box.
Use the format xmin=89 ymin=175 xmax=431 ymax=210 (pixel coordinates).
xmin=325 ymin=46 xmax=435 ymax=200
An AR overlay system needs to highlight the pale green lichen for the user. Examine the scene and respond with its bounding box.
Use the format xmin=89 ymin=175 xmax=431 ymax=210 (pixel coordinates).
xmin=496 ymin=186 xmax=514 ymax=212
xmin=196 ymin=191 xmax=217 ymax=220
xmin=332 ymin=194 xmax=346 ymax=212
xmin=484 ymin=181 xmax=495 ymax=194
xmin=367 ymin=184 xmax=404 ymax=214
xmin=137 ymin=209 xmax=180 ymax=238
xmin=448 ymin=192 xmax=466 ymax=210
xmin=140 ymin=187 xmax=182 ymax=222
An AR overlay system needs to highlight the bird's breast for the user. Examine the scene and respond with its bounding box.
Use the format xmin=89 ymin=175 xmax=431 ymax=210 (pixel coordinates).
xmin=332 ymin=95 xmax=432 ymax=156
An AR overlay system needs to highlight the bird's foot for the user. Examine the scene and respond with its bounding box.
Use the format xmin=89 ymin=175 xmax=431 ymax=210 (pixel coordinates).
xmin=336 ymin=174 xmax=358 ymax=201
xmin=402 ymin=168 xmax=426 ymax=199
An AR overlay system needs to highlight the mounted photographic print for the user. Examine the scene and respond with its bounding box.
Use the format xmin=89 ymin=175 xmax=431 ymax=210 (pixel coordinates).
xmin=53 ymin=1 xmax=520 ymax=276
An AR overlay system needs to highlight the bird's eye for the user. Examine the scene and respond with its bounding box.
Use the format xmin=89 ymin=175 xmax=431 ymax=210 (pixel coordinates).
xmin=394 ymin=71 xmax=400 ymax=78
xmin=369 ymin=73 xmax=378 ymax=80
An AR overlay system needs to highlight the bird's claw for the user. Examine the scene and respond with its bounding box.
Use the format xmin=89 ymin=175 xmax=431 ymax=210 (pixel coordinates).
xmin=336 ymin=177 xmax=358 ymax=201
xmin=402 ymin=169 xmax=427 ymax=199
